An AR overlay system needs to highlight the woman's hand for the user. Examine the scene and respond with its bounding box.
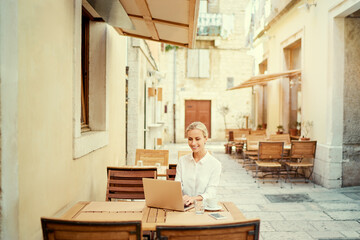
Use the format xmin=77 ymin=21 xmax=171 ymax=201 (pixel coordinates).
xmin=183 ymin=195 xmax=194 ymax=206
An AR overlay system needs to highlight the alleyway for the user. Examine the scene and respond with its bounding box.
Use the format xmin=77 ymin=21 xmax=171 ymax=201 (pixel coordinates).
xmin=164 ymin=142 xmax=360 ymax=240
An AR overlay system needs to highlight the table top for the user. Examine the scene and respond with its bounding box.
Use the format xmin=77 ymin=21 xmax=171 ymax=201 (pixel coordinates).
xmin=61 ymin=201 xmax=247 ymax=231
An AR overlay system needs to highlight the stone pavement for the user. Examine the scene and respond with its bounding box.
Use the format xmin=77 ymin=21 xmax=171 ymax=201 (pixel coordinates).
xmin=163 ymin=142 xmax=360 ymax=240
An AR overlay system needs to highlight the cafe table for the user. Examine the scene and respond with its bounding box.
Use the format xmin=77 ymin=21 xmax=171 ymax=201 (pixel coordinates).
xmin=61 ymin=201 xmax=247 ymax=231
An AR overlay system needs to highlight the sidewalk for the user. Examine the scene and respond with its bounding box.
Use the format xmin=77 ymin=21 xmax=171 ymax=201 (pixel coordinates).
xmin=163 ymin=142 xmax=360 ymax=240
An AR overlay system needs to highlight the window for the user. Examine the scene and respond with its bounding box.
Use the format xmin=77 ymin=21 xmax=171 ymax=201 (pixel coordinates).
xmin=81 ymin=9 xmax=90 ymax=132
xmin=73 ymin=3 xmax=109 ymax=159
xmin=187 ymin=49 xmax=210 ymax=78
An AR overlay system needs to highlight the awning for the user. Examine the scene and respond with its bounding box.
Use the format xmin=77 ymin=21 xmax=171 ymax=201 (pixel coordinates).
xmin=228 ymin=69 xmax=301 ymax=90
xmin=83 ymin=0 xmax=200 ymax=48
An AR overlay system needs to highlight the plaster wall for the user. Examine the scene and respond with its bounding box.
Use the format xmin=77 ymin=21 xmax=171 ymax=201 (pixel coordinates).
xmin=0 ymin=0 xmax=19 ymax=238
xmin=161 ymin=0 xmax=254 ymax=143
xmin=171 ymin=47 xmax=253 ymax=143
xmin=127 ymin=38 xmax=162 ymax=163
xmin=343 ymin=17 xmax=360 ymax=186
xmin=15 ymin=1 xmax=127 ymax=239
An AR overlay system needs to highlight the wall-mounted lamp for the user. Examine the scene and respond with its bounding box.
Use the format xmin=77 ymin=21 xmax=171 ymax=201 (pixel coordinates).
xmin=289 ymin=76 xmax=301 ymax=88
xmin=298 ymin=0 xmax=317 ymax=10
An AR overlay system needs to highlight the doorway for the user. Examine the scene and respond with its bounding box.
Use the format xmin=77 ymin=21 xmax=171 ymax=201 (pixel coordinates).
xmin=184 ymin=100 xmax=211 ymax=138
xmin=283 ymin=39 xmax=302 ymax=131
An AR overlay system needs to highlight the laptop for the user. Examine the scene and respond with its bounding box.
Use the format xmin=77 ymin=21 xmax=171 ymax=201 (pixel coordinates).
xmin=142 ymin=178 xmax=194 ymax=211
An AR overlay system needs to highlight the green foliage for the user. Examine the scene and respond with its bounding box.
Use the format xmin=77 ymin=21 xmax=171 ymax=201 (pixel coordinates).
xmin=165 ymin=45 xmax=179 ymax=52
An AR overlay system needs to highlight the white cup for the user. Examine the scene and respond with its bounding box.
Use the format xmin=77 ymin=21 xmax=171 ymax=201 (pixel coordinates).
xmin=205 ymin=198 xmax=218 ymax=209
xmin=137 ymin=160 xmax=143 ymax=166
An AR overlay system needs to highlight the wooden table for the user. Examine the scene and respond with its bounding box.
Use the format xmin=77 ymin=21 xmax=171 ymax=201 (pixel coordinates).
xmin=61 ymin=201 xmax=247 ymax=231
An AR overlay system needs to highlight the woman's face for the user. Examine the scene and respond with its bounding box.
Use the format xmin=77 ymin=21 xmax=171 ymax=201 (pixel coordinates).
xmin=187 ymin=129 xmax=208 ymax=153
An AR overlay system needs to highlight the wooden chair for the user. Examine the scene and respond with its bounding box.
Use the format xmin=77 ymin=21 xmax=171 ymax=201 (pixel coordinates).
xmin=106 ymin=167 xmax=157 ymax=201
xmin=269 ymin=134 xmax=291 ymax=145
xmin=166 ymin=168 xmax=176 ymax=181
xmin=156 ymin=219 xmax=260 ymax=240
xmin=243 ymin=135 xmax=266 ymax=171
xmin=135 ymin=149 xmax=169 ymax=166
xmin=250 ymin=129 xmax=267 ymax=135
xmin=233 ymin=129 xmax=251 ymax=139
xmin=284 ymin=141 xmax=317 ymax=188
xmin=178 ymin=150 xmax=192 ymax=159
xmin=169 ymin=163 xmax=177 ymax=169
xmin=255 ymin=142 xmax=284 ymax=187
xmin=41 ymin=218 xmax=142 ymax=240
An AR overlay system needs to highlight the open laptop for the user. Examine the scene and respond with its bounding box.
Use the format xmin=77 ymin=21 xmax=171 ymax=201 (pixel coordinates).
xmin=142 ymin=178 xmax=194 ymax=211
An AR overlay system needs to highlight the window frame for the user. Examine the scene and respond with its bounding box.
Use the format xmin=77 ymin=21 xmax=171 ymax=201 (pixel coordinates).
xmin=73 ymin=2 xmax=109 ymax=159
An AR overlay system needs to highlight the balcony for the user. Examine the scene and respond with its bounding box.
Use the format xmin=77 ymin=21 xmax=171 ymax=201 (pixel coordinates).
xmin=197 ymin=13 xmax=234 ymax=39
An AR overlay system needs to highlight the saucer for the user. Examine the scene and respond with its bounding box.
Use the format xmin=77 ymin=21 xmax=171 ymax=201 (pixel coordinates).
xmin=205 ymin=205 xmax=222 ymax=211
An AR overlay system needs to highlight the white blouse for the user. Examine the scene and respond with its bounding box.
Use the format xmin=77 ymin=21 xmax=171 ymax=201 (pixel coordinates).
xmin=175 ymin=151 xmax=222 ymax=201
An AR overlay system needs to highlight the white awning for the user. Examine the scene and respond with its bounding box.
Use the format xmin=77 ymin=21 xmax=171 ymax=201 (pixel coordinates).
xmin=83 ymin=0 xmax=200 ymax=48
xmin=228 ymin=69 xmax=301 ymax=90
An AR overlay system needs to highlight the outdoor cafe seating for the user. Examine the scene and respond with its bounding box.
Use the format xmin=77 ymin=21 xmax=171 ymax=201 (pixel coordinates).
xmin=49 ymin=200 xmax=260 ymax=240
xmin=41 ymin=144 xmax=265 ymax=240
xmin=156 ymin=219 xmax=260 ymax=240
xmin=106 ymin=166 xmax=157 ymax=201
xmin=254 ymin=142 xmax=284 ymax=187
xmin=135 ymin=149 xmax=169 ymax=166
xmin=284 ymin=140 xmax=317 ymax=188
xmin=230 ymin=130 xmax=317 ymax=187
xmin=41 ymin=218 xmax=142 ymax=240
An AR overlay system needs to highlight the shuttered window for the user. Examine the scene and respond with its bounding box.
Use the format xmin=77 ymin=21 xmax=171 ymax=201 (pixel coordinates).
xmin=187 ymin=49 xmax=210 ymax=78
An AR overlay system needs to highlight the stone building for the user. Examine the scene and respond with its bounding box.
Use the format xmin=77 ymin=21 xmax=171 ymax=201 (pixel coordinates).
xmin=160 ymin=0 xmax=254 ymax=143
xmin=237 ymin=0 xmax=360 ymax=188
xmin=126 ymin=39 xmax=165 ymax=163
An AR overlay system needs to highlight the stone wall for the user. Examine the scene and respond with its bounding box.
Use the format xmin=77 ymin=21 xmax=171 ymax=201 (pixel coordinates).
xmin=343 ymin=18 xmax=360 ymax=186
xmin=161 ymin=0 xmax=254 ymax=143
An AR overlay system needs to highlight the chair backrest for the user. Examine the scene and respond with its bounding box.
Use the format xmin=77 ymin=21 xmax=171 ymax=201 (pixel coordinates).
xmin=168 ymin=163 xmax=177 ymax=169
xmin=166 ymin=168 xmax=176 ymax=181
xmin=246 ymin=135 xmax=266 ymax=151
xmin=106 ymin=167 xmax=157 ymax=201
xmin=269 ymin=134 xmax=291 ymax=145
xmin=41 ymin=218 xmax=142 ymax=240
xmin=290 ymin=140 xmax=317 ymax=159
xmin=135 ymin=149 xmax=169 ymax=166
xmin=228 ymin=131 xmax=234 ymax=141
xmin=156 ymin=219 xmax=260 ymax=240
xmin=178 ymin=150 xmax=192 ymax=159
xmin=251 ymin=129 xmax=267 ymax=135
xmin=226 ymin=129 xmax=250 ymax=139
xmin=233 ymin=129 xmax=251 ymax=139
xmin=258 ymin=142 xmax=284 ymax=160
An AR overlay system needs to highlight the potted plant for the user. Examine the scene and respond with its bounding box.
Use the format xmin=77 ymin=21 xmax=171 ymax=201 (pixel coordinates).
xmin=257 ymin=124 xmax=263 ymax=130
xmin=276 ymin=125 xmax=284 ymax=134
xmin=301 ymin=120 xmax=313 ymax=140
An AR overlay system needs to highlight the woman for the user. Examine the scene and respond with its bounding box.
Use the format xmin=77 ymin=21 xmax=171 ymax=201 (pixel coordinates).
xmin=175 ymin=122 xmax=222 ymax=206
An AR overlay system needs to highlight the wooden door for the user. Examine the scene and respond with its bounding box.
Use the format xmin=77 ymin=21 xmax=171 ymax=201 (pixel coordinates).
xmin=185 ymin=100 xmax=211 ymax=138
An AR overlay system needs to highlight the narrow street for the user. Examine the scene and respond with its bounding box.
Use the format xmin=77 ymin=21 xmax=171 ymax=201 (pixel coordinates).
xmin=164 ymin=142 xmax=360 ymax=240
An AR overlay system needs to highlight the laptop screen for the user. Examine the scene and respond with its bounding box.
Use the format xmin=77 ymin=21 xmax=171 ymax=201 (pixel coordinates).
xmin=143 ymin=178 xmax=188 ymax=211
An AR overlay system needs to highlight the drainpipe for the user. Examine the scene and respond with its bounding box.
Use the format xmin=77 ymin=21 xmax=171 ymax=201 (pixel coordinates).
xmin=173 ymin=49 xmax=177 ymax=143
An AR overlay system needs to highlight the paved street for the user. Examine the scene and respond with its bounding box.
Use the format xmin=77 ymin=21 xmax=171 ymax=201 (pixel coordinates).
xmin=164 ymin=142 xmax=360 ymax=240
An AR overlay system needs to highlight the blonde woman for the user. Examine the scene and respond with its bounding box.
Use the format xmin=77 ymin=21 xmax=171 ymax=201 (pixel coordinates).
xmin=175 ymin=122 xmax=222 ymax=206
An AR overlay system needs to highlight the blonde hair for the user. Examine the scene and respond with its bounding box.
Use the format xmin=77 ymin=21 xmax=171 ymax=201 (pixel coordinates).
xmin=186 ymin=122 xmax=208 ymax=138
